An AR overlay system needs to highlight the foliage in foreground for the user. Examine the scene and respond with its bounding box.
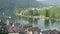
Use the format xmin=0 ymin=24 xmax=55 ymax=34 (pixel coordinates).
xmin=0 ymin=28 xmax=8 ymax=34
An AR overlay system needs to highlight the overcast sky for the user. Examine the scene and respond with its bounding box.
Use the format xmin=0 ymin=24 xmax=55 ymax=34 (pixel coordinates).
xmin=36 ymin=0 xmax=60 ymax=5
xmin=36 ymin=0 xmax=46 ymax=1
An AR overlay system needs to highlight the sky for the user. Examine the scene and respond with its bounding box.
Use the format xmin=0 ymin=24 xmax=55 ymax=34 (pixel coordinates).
xmin=36 ymin=0 xmax=60 ymax=5
xmin=36 ymin=0 xmax=46 ymax=1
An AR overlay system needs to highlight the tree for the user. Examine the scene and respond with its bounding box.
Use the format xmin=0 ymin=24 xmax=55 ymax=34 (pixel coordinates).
xmin=0 ymin=28 xmax=8 ymax=34
xmin=16 ymin=9 xmax=21 ymax=14
xmin=18 ymin=9 xmax=21 ymax=13
xmin=33 ymin=9 xmax=39 ymax=16
xmin=29 ymin=9 xmax=33 ymax=16
xmin=45 ymin=9 xmax=49 ymax=17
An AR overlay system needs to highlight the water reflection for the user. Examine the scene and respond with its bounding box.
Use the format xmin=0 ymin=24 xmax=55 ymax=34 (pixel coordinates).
xmin=16 ymin=15 xmax=60 ymax=28
xmin=1 ymin=12 xmax=60 ymax=29
xmin=44 ymin=19 xmax=49 ymax=28
xmin=50 ymin=19 xmax=56 ymax=25
xmin=28 ymin=18 xmax=33 ymax=24
xmin=28 ymin=18 xmax=39 ymax=24
xmin=17 ymin=16 xmax=39 ymax=24
xmin=33 ymin=18 xmax=38 ymax=24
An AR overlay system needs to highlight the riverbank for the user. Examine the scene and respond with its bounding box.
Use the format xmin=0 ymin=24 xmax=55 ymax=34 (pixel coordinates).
xmin=8 ymin=23 xmax=60 ymax=34
xmin=16 ymin=14 xmax=45 ymax=19
xmin=17 ymin=14 xmax=58 ymax=21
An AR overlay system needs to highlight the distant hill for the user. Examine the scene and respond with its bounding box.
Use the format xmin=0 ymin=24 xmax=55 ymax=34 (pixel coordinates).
xmin=0 ymin=0 xmax=60 ymax=9
xmin=0 ymin=0 xmax=48 ymax=9
xmin=0 ymin=0 xmax=60 ymax=16
xmin=15 ymin=0 xmax=48 ymax=8
xmin=0 ymin=0 xmax=48 ymax=16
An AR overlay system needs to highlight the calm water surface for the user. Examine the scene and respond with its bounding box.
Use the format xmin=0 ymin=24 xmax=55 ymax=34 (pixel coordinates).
xmin=0 ymin=12 xmax=60 ymax=29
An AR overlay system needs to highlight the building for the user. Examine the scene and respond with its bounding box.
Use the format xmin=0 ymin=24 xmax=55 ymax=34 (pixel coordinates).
xmin=27 ymin=27 xmax=41 ymax=34
xmin=42 ymin=29 xmax=60 ymax=34
xmin=9 ymin=33 xmax=19 ymax=34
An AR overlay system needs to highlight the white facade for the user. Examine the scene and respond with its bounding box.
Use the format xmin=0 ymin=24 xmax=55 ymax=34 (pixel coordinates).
xmin=9 ymin=33 xmax=19 ymax=34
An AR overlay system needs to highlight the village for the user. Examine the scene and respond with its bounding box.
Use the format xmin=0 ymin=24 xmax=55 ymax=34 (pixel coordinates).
xmin=0 ymin=19 xmax=60 ymax=34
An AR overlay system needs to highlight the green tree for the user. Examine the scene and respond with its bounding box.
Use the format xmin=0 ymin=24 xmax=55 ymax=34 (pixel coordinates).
xmin=45 ymin=9 xmax=49 ymax=17
xmin=18 ymin=9 xmax=21 ymax=13
xmin=33 ymin=9 xmax=39 ymax=16
xmin=29 ymin=9 xmax=33 ymax=16
xmin=0 ymin=28 xmax=8 ymax=34
xmin=16 ymin=9 xmax=21 ymax=14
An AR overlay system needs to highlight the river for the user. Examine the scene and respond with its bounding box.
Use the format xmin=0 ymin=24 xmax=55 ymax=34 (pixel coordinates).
xmin=0 ymin=11 xmax=60 ymax=29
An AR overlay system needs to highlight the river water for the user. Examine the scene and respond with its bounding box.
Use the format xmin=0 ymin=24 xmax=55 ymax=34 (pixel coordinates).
xmin=0 ymin=12 xmax=60 ymax=29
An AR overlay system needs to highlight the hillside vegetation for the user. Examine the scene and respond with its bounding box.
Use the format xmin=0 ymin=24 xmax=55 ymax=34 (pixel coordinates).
xmin=15 ymin=6 xmax=60 ymax=19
